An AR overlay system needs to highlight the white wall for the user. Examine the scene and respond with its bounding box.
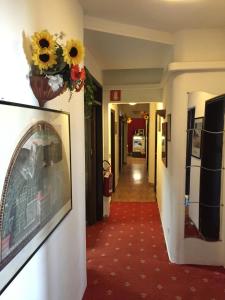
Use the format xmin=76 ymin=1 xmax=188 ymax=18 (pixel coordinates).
xmin=104 ymin=84 xmax=162 ymax=103
xmin=174 ymin=29 xmax=225 ymax=62
xmin=153 ymin=27 xmax=225 ymax=266
xmin=0 ymin=1 xmax=86 ymax=299
xmin=149 ymin=103 xmax=157 ymax=184
xmin=85 ymin=47 xmax=103 ymax=85
xmin=161 ymin=70 xmax=225 ymax=266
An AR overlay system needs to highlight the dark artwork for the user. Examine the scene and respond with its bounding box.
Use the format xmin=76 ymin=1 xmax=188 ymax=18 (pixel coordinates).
xmin=162 ymin=122 xmax=168 ymax=167
xmin=167 ymin=114 xmax=171 ymax=141
xmin=191 ymin=117 xmax=203 ymax=159
xmin=0 ymin=121 xmax=70 ymax=270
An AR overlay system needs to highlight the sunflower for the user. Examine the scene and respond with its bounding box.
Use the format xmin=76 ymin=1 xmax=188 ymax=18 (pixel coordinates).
xmin=63 ymin=39 xmax=84 ymax=66
xmin=31 ymin=30 xmax=55 ymax=52
xmin=32 ymin=50 xmax=57 ymax=71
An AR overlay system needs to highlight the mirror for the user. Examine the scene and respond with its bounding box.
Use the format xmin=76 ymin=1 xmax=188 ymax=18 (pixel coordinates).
xmin=184 ymin=92 xmax=225 ymax=241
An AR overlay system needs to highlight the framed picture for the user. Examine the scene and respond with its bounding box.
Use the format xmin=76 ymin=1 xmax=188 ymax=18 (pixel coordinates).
xmin=167 ymin=114 xmax=171 ymax=141
xmin=191 ymin=117 xmax=203 ymax=159
xmin=162 ymin=122 xmax=168 ymax=167
xmin=0 ymin=101 xmax=72 ymax=294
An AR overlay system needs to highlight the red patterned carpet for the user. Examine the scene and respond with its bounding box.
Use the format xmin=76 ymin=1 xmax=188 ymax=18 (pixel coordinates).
xmin=83 ymin=202 xmax=225 ymax=300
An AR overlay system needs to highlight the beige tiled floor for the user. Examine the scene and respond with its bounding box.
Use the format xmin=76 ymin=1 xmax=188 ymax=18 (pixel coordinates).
xmin=112 ymin=156 xmax=156 ymax=202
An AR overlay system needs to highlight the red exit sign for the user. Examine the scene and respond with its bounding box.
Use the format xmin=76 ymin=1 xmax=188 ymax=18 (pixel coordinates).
xmin=110 ymin=90 xmax=121 ymax=101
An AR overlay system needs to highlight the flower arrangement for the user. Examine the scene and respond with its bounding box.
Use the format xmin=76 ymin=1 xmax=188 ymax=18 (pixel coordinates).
xmin=127 ymin=117 xmax=132 ymax=124
xmin=28 ymin=30 xmax=85 ymax=106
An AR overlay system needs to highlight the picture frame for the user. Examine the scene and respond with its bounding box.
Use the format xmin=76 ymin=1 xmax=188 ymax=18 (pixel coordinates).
xmin=191 ymin=117 xmax=203 ymax=159
xmin=167 ymin=114 xmax=171 ymax=141
xmin=0 ymin=101 xmax=72 ymax=294
xmin=162 ymin=122 xmax=168 ymax=167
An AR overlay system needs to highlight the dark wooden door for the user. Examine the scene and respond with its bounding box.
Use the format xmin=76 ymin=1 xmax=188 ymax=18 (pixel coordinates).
xmin=85 ymin=109 xmax=97 ymax=225
xmin=111 ymin=110 xmax=116 ymax=192
xmin=85 ymin=70 xmax=103 ymax=225
xmin=199 ymin=95 xmax=225 ymax=240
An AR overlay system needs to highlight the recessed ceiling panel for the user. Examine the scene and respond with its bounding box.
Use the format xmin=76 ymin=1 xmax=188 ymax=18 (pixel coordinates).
xmin=103 ymin=68 xmax=163 ymax=85
xmin=84 ymin=29 xmax=172 ymax=70
xmin=80 ymin=0 xmax=225 ymax=32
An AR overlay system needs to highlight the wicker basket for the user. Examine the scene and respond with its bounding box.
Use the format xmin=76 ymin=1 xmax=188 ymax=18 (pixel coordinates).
xmin=30 ymin=75 xmax=65 ymax=107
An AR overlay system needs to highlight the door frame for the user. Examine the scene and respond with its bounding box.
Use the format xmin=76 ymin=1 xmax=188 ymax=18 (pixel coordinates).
xmin=84 ymin=69 xmax=103 ymax=225
xmin=119 ymin=115 xmax=125 ymax=173
xmin=154 ymin=109 xmax=166 ymax=193
xmin=111 ymin=109 xmax=116 ymax=192
xmin=185 ymin=107 xmax=195 ymax=195
xmin=146 ymin=118 xmax=149 ymax=170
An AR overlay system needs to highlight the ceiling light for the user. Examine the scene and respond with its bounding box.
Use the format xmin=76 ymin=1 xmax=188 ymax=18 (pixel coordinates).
xmin=133 ymin=171 xmax=141 ymax=181
xmin=129 ymin=103 xmax=136 ymax=106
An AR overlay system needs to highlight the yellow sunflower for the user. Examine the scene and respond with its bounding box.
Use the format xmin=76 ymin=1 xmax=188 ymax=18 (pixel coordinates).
xmin=31 ymin=30 xmax=55 ymax=52
xmin=63 ymin=39 xmax=85 ymax=66
xmin=32 ymin=50 xmax=57 ymax=71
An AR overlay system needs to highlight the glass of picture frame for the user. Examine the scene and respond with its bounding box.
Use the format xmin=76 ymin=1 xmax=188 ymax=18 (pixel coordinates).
xmin=0 ymin=101 xmax=72 ymax=294
xmin=162 ymin=122 xmax=168 ymax=167
xmin=191 ymin=117 xmax=203 ymax=159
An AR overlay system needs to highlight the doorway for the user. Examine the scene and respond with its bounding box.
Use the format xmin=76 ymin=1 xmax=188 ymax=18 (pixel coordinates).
xmin=110 ymin=103 xmax=156 ymax=201
xmin=85 ymin=70 xmax=103 ymax=225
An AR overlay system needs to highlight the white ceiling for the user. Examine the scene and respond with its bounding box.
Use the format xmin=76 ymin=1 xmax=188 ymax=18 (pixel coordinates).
xmin=84 ymin=30 xmax=172 ymax=71
xmin=80 ymin=0 xmax=225 ymax=33
xmin=103 ymin=68 xmax=163 ymax=85
xmin=118 ymin=103 xmax=150 ymax=118
xmin=81 ymin=0 xmax=225 ymax=84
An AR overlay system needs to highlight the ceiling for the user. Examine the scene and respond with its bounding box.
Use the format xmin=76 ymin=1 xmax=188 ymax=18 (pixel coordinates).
xmin=80 ymin=0 xmax=225 ymax=33
xmin=84 ymin=28 xmax=171 ymax=85
xmin=81 ymin=0 xmax=225 ymax=85
xmin=118 ymin=103 xmax=150 ymax=118
xmin=84 ymin=30 xmax=172 ymax=71
xmin=103 ymin=68 xmax=163 ymax=85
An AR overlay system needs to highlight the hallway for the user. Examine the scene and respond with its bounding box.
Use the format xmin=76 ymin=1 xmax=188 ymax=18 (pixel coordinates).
xmin=112 ymin=157 xmax=155 ymax=202
xmin=83 ymin=159 xmax=225 ymax=300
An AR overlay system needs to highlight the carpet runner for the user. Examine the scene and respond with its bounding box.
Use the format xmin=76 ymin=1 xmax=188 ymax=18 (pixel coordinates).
xmin=83 ymin=202 xmax=225 ymax=300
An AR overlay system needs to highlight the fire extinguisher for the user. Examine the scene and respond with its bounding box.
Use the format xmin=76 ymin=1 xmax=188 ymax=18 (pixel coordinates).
xmin=103 ymin=160 xmax=113 ymax=197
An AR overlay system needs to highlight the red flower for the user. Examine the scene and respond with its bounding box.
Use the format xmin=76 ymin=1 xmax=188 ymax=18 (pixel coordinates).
xmin=71 ymin=65 xmax=86 ymax=81
xmin=71 ymin=64 xmax=80 ymax=81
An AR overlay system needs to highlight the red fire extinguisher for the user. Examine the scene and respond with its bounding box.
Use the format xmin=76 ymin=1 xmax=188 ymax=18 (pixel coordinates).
xmin=103 ymin=160 xmax=113 ymax=197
